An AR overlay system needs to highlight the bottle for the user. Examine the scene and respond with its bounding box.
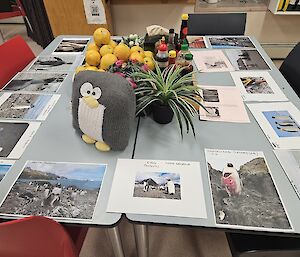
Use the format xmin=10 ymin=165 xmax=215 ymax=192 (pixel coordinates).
xmin=168 ymin=50 xmax=177 ymax=65
xmin=167 ymin=29 xmax=176 ymax=51
xmin=179 ymin=14 xmax=189 ymax=42
xmin=155 ymin=37 xmax=169 ymax=70
xmin=181 ymin=53 xmax=194 ymax=76
xmin=176 ymin=44 xmax=190 ymax=66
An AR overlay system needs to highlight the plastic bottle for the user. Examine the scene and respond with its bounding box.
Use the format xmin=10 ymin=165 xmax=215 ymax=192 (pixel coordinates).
xmin=167 ymin=29 xmax=176 ymax=51
xmin=155 ymin=37 xmax=169 ymax=69
xmin=179 ymin=14 xmax=189 ymax=42
xmin=181 ymin=53 xmax=194 ymax=76
xmin=168 ymin=50 xmax=177 ymax=65
xmin=176 ymin=44 xmax=190 ymax=66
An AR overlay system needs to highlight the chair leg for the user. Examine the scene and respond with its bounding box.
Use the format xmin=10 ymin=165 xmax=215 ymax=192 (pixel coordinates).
xmin=0 ymin=29 xmax=5 ymax=42
xmin=133 ymin=224 xmax=149 ymax=257
xmin=23 ymin=16 xmax=33 ymax=32
xmin=106 ymin=226 xmax=125 ymax=257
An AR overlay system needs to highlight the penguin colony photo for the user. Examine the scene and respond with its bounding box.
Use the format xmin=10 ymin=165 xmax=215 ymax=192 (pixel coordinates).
xmin=72 ymin=71 xmax=136 ymax=152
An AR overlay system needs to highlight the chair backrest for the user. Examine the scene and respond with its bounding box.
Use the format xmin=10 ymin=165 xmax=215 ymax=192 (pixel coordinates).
xmin=0 ymin=216 xmax=78 ymax=257
xmin=279 ymin=42 xmax=300 ymax=97
xmin=187 ymin=13 xmax=247 ymax=36
xmin=0 ymin=35 xmax=35 ymax=89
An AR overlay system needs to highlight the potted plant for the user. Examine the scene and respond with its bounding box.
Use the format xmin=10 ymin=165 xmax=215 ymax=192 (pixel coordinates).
xmin=132 ymin=62 xmax=205 ymax=136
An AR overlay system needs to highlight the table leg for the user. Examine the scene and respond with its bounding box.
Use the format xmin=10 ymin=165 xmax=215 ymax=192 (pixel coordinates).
xmin=133 ymin=224 xmax=149 ymax=257
xmin=106 ymin=226 xmax=125 ymax=257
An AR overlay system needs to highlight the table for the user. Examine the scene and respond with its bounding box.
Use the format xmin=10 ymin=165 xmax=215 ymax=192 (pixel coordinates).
xmin=0 ymin=36 xmax=137 ymax=257
xmin=127 ymin=38 xmax=300 ymax=257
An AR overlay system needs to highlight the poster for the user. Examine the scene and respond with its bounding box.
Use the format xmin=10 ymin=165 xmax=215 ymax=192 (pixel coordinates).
xmin=187 ymin=36 xmax=207 ymax=48
xmin=0 ymin=93 xmax=60 ymax=121
xmin=0 ymin=121 xmax=40 ymax=159
xmin=247 ymin=102 xmax=300 ymax=149
xmin=2 ymin=72 xmax=67 ymax=93
xmin=191 ymin=50 xmax=234 ymax=72
xmin=0 ymin=160 xmax=15 ymax=183
xmin=225 ymin=49 xmax=271 ymax=71
xmin=199 ymin=86 xmax=250 ymax=123
xmin=83 ymin=0 xmax=107 ymax=25
xmin=206 ymin=36 xmax=255 ymax=49
xmin=274 ymin=150 xmax=300 ymax=198
xmin=0 ymin=161 xmax=107 ymax=221
xmin=107 ymin=159 xmax=207 ymax=219
xmin=53 ymin=38 xmax=90 ymax=54
xmin=205 ymin=149 xmax=292 ymax=232
xmin=231 ymin=71 xmax=288 ymax=102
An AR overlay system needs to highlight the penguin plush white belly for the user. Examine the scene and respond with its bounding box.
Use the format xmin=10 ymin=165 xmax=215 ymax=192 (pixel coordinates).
xmin=78 ymin=98 xmax=105 ymax=142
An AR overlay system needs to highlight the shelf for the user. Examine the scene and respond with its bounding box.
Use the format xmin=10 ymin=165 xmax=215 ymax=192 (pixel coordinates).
xmin=195 ymin=0 xmax=269 ymax=12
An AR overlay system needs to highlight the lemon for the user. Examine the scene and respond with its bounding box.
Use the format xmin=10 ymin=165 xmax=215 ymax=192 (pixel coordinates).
xmin=93 ymin=28 xmax=111 ymax=46
xmin=109 ymin=40 xmax=117 ymax=49
xmin=85 ymin=66 xmax=99 ymax=71
xmin=98 ymin=68 xmax=105 ymax=72
xmin=100 ymin=53 xmax=117 ymax=70
xmin=85 ymin=50 xmax=101 ymax=66
xmin=100 ymin=45 xmax=114 ymax=57
xmin=87 ymin=42 xmax=100 ymax=52
xmin=113 ymin=43 xmax=131 ymax=61
xmin=75 ymin=65 xmax=86 ymax=74
xmin=143 ymin=57 xmax=155 ymax=70
xmin=129 ymin=52 xmax=144 ymax=63
xmin=144 ymin=51 xmax=154 ymax=58
xmin=130 ymin=46 xmax=145 ymax=57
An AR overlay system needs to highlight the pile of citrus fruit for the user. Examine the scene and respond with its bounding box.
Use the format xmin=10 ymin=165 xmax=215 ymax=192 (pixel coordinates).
xmin=76 ymin=28 xmax=155 ymax=74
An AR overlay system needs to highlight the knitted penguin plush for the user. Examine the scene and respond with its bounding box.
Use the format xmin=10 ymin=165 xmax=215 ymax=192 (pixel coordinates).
xmin=72 ymin=71 xmax=136 ymax=151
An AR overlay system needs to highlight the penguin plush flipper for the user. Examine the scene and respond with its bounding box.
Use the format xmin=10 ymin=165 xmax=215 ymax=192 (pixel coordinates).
xmin=95 ymin=141 xmax=111 ymax=152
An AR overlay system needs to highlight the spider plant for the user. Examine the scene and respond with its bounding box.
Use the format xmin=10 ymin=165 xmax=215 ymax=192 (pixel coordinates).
xmin=132 ymin=62 xmax=205 ymax=137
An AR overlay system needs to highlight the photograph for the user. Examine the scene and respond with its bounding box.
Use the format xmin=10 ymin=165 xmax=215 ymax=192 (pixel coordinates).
xmin=0 ymin=93 xmax=60 ymax=120
xmin=0 ymin=121 xmax=40 ymax=159
xmin=28 ymin=55 xmax=79 ymax=72
xmin=202 ymin=89 xmax=220 ymax=102
xmin=205 ymin=106 xmax=220 ymax=118
xmin=0 ymin=161 xmax=107 ymax=220
xmin=263 ymin=111 xmax=300 ymax=137
xmin=0 ymin=160 xmax=15 ymax=183
xmin=247 ymin=102 xmax=300 ymax=149
xmin=133 ymin=171 xmax=181 ymax=200
xmin=191 ymin=50 xmax=234 ymax=72
xmin=53 ymin=38 xmax=90 ymax=54
xmin=187 ymin=36 xmax=207 ymax=48
xmin=231 ymin=71 xmax=287 ymax=102
xmin=107 ymin=159 xmax=207 ymax=219
xmin=207 ymin=36 xmax=255 ymax=49
xmin=225 ymin=49 xmax=271 ymax=70
xmin=205 ymin=149 xmax=292 ymax=231
xmin=2 ymin=72 xmax=67 ymax=93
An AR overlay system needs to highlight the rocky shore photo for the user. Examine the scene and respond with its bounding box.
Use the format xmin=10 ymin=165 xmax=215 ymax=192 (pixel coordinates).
xmin=133 ymin=171 xmax=181 ymax=200
xmin=53 ymin=38 xmax=89 ymax=53
xmin=205 ymin=149 xmax=292 ymax=231
xmin=0 ymin=161 xmax=106 ymax=220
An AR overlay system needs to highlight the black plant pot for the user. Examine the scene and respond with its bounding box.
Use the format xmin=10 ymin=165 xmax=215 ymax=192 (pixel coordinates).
xmin=152 ymin=102 xmax=174 ymax=124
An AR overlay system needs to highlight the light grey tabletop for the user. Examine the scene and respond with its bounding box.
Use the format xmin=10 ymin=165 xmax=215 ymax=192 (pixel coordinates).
xmin=126 ymin=37 xmax=300 ymax=235
xmin=0 ymin=35 xmax=136 ymax=226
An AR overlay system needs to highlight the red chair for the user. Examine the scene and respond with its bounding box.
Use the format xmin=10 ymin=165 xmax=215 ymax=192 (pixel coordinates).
xmin=0 ymin=35 xmax=35 ymax=89
xmin=0 ymin=216 xmax=78 ymax=257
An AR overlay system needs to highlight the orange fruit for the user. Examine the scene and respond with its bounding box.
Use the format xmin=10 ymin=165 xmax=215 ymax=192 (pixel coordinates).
xmin=93 ymin=28 xmax=111 ymax=46
xmin=100 ymin=45 xmax=114 ymax=56
xmin=129 ymin=52 xmax=144 ymax=63
xmin=113 ymin=43 xmax=131 ymax=61
xmin=85 ymin=50 xmax=101 ymax=66
xmin=130 ymin=46 xmax=145 ymax=57
xmin=100 ymin=53 xmax=117 ymax=70
xmin=87 ymin=42 xmax=100 ymax=52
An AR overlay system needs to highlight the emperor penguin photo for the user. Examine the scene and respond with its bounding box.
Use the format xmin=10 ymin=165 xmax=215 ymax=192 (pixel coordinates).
xmin=221 ymin=163 xmax=242 ymax=197
xmin=72 ymin=71 xmax=136 ymax=152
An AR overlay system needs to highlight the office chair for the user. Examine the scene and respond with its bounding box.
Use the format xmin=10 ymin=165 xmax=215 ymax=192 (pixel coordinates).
xmin=0 ymin=35 xmax=35 ymax=89
xmin=187 ymin=13 xmax=247 ymax=36
xmin=279 ymin=42 xmax=300 ymax=97
xmin=226 ymin=232 xmax=300 ymax=257
xmin=0 ymin=216 xmax=79 ymax=257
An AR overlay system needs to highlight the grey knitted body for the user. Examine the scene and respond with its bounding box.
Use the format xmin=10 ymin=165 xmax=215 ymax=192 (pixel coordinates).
xmin=72 ymin=71 xmax=136 ymax=151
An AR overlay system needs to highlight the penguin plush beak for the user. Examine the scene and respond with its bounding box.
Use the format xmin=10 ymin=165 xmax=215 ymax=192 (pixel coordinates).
xmin=83 ymin=96 xmax=99 ymax=108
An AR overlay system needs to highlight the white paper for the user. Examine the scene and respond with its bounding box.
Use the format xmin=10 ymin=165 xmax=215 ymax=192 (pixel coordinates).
xmin=199 ymin=86 xmax=250 ymax=123
xmin=225 ymin=49 xmax=271 ymax=71
xmin=107 ymin=159 xmax=207 ymax=219
xmin=205 ymin=36 xmax=255 ymax=49
xmin=205 ymin=148 xmax=293 ymax=232
xmin=0 ymin=120 xmax=40 ymax=159
xmin=2 ymin=72 xmax=67 ymax=93
xmin=274 ymin=150 xmax=300 ymax=198
xmin=83 ymin=0 xmax=107 ymax=25
xmin=191 ymin=50 xmax=234 ymax=72
xmin=0 ymin=160 xmax=15 ymax=183
xmin=0 ymin=161 xmax=107 ymax=221
xmin=53 ymin=38 xmax=90 ymax=54
xmin=231 ymin=71 xmax=288 ymax=102
xmin=247 ymin=102 xmax=300 ymax=149
xmin=0 ymin=92 xmax=60 ymax=121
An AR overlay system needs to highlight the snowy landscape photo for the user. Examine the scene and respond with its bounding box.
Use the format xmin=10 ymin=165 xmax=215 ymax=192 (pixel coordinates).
xmin=205 ymin=149 xmax=292 ymax=231
xmin=0 ymin=160 xmax=14 ymax=183
xmin=207 ymin=36 xmax=255 ymax=49
xmin=0 ymin=161 xmax=107 ymax=220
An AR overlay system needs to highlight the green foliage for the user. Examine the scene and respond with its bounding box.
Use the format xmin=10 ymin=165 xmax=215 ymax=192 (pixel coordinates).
xmin=132 ymin=63 xmax=205 ymax=137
